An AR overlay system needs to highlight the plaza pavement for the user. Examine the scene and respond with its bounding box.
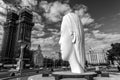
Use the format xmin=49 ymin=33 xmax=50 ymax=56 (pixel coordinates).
xmin=8 ymin=73 xmax=120 ymax=80
xmin=1 ymin=67 xmax=120 ymax=80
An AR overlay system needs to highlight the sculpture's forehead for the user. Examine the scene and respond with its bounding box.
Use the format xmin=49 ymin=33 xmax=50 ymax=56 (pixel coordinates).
xmin=61 ymin=25 xmax=69 ymax=35
xmin=60 ymin=13 xmax=80 ymax=35
xmin=61 ymin=22 xmax=71 ymax=35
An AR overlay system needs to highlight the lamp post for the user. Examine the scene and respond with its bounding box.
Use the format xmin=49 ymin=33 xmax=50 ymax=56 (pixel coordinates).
xmin=16 ymin=40 xmax=26 ymax=75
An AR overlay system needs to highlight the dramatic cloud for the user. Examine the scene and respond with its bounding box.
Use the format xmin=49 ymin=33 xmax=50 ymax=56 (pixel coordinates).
xmin=93 ymin=23 xmax=104 ymax=29
xmin=0 ymin=6 xmax=6 ymax=14
xmin=85 ymin=30 xmax=120 ymax=53
xmin=40 ymin=1 xmax=94 ymax=25
xmin=39 ymin=1 xmax=52 ymax=13
xmin=0 ymin=15 xmax=6 ymax=24
xmin=92 ymin=30 xmax=120 ymax=42
xmin=0 ymin=25 xmax=3 ymax=49
xmin=84 ymin=28 xmax=89 ymax=32
xmin=81 ymin=13 xmax=94 ymax=26
xmin=0 ymin=0 xmax=7 ymax=8
xmin=0 ymin=0 xmax=7 ymax=17
xmin=43 ymin=1 xmax=71 ymax=22
xmin=20 ymin=0 xmax=37 ymax=8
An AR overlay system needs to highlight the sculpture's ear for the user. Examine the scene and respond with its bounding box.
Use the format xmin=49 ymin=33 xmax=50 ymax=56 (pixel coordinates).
xmin=71 ymin=32 xmax=76 ymax=43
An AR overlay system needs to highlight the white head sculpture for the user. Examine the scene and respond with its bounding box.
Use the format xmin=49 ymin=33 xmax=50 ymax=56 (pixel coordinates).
xmin=59 ymin=4 xmax=86 ymax=73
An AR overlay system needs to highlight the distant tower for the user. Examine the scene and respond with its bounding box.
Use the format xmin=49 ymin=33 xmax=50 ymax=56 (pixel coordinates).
xmin=0 ymin=10 xmax=19 ymax=63
xmin=0 ymin=8 xmax=34 ymax=65
xmin=15 ymin=7 xmax=34 ymax=61
xmin=17 ymin=8 xmax=33 ymax=43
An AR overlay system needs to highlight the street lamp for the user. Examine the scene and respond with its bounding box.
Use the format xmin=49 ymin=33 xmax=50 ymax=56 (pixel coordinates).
xmin=16 ymin=40 xmax=26 ymax=75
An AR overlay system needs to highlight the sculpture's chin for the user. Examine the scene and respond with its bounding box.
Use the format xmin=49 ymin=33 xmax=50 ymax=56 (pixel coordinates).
xmin=61 ymin=55 xmax=70 ymax=61
xmin=61 ymin=51 xmax=70 ymax=61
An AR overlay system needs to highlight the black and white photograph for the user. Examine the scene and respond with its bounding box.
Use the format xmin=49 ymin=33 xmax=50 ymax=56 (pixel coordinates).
xmin=0 ymin=0 xmax=120 ymax=80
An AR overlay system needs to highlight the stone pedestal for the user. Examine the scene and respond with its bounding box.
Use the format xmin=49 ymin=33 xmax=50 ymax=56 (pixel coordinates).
xmin=52 ymin=71 xmax=97 ymax=80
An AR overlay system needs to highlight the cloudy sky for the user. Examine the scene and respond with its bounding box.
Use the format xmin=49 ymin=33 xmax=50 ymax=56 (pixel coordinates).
xmin=78 ymin=0 xmax=120 ymax=52
xmin=0 ymin=0 xmax=120 ymax=58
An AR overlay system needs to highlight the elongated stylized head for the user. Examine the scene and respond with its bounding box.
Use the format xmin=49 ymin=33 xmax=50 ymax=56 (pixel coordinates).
xmin=59 ymin=4 xmax=86 ymax=73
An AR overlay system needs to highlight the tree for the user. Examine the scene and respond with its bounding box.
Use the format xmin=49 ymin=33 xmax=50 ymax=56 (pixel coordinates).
xmin=107 ymin=43 xmax=120 ymax=65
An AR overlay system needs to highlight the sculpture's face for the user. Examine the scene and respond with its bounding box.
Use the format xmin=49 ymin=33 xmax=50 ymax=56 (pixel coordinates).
xmin=59 ymin=26 xmax=73 ymax=61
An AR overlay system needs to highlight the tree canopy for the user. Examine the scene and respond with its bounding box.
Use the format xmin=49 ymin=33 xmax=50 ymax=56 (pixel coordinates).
xmin=107 ymin=43 xmax=120 ymax=64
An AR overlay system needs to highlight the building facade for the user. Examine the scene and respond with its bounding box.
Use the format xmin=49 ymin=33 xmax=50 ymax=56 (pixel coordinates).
xmin=0 ymin=10 xmax=19 ymax=63
xmin=0 ymin=8 xmax=34 ymax=65
xmin=15 ymin=8 xmax=34 ymax=59
xmin=86 ymin=50 xmax=107 ymax=65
